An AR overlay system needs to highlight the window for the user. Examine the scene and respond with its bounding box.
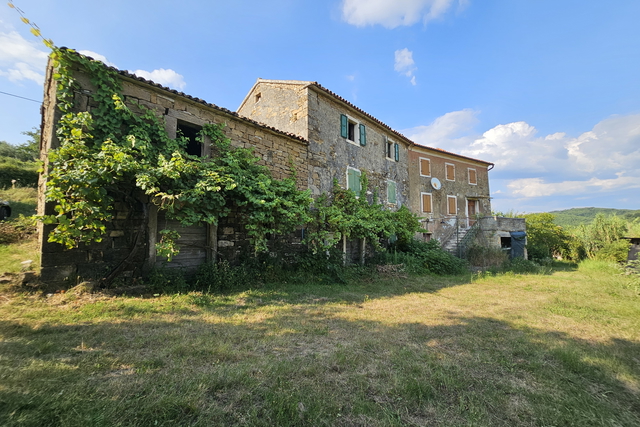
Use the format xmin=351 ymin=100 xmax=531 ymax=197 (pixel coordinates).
xmin=177 ymin=121 xmax=202 ymax=156
xmin=445 ymin=163 xmax=455 ymax=181
xmin=468 ymin=168 xmax=477 ymax=185
xmin=341 ymin=114 xmax=366 ymax=146
xmin=347 ymin=167 xmax=361 ymax=197
xmin=387 ymin=180 xmax=397 ymax=205
xmin=384 ymin=138 xmax=399 ymax=161
xmin=447 ymin=195 xmax=457 ymax=215
xmin=419 ymin=158 xmax=431 ymax=177
xmin=421 ymin=193 xmax=432 ymax=214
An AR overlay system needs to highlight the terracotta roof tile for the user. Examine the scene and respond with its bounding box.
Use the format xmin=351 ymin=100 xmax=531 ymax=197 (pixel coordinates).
xmin=304 ymin=82 xmax=493 ymax=166
xmin=60 ymin=48 xmax=308 ymax=145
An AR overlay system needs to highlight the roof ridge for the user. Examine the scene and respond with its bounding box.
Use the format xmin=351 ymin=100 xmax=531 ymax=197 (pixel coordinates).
xmin=58 ymin=48 xmax=308 ymax=145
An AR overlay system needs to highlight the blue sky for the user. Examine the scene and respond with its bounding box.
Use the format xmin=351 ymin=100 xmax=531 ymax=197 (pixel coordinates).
xmin=1 ymin=0 xmax=639 ymax=214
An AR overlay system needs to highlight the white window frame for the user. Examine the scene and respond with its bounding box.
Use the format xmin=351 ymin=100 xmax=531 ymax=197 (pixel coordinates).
xmin=421 ymin=192 xmax=433 ymax=214
xmin=342 ymin=114 xmax=362 ymax=146
xmin=468 ymin=167 xmax=477 ymax=185
xmin=447 ymin=195 xmax=457 ymax=215
xmin=419 ymin=157 xmax=431 ymax=177
xmin=385 ymin=137 xmax=394 ymax=161
xmin=445 ymin=163 xmax=456 ymax=182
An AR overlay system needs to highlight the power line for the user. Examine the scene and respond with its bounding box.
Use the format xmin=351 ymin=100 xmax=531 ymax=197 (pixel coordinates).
xmin=0 ymin=90 xmax=42 ymax=104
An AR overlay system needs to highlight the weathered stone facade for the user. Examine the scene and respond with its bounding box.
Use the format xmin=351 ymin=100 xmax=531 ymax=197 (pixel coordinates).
xmin=39 ymin=57 xmax=308 ymax=283
xmin=238 ymin=79 xmax=410 ymax=207
xmin=408 ymin=144 xmax=493 ymax=239
xmin=39 ymin=53 xmax=524 ymax=284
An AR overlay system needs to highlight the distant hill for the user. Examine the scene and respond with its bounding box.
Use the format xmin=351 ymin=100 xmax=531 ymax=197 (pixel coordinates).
xmin=550 ymin=208 xmax=640 ymax=227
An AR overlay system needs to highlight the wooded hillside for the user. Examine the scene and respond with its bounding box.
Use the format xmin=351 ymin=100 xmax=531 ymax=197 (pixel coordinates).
xmin=551 ymin=208 xmax=640 ymax=227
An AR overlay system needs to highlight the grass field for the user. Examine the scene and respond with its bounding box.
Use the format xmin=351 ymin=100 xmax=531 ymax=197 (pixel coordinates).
xmin=1 ymin=260 xmax=639 ymax=426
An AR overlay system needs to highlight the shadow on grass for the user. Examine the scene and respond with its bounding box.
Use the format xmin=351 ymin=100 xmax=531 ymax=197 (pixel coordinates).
xmin=1 ymin=303 xmax=638 ymax=427
xmin=5 ymin=200 xmax=37 ymax=217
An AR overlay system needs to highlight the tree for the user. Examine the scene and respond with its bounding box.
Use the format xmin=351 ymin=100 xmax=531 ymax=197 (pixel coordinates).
xmin=0 ymin=128 xmax=39 ymax=162
xmin=524 ymin=213 xmax=570 ymax=260
xmin=570 ymin=214 xmax=628 ymax=260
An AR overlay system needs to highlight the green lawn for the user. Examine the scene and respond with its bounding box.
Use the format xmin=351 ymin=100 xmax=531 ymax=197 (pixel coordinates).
xmin=1 ymin=261 xmax=639 ymax=426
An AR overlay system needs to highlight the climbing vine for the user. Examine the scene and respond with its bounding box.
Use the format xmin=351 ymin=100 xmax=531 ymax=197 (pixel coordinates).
xmin=304 ymin=175 xmax=422 ymax=255
xmin=13 ymin=2 xmax=422 ymax=276
xmin=44 ymin=48 xmax=312 ymax=260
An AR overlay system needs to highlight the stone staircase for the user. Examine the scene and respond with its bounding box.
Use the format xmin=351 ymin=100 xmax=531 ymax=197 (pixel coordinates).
xmin=441 ymin=224 xmax=478 ymax=257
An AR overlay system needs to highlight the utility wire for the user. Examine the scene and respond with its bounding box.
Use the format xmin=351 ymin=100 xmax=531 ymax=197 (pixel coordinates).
xmin=0 ymin=90 xmax=42 ymax=104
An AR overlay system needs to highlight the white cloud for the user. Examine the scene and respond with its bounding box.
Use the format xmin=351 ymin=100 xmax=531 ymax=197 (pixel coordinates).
xmin=565 ymin=114 xmax=640 ymax=174
xmin=507 ymin=174 xmax=640 ymax=198
xmin=342 ymin=0 xmax=466 ymax=28
xmin=0 ymin=23 xmax=48 ymax=85
xmin=405 ymin=110 xmax=640 ymax=205
xmin=132 ymin=68 xmax=186 ymax=90
xmin=394 ymin=48 xmax=417 ymax=85
xmin=403 ymin=108 xmax=479 ymax=148
xmin=78 ymin=50 xmax=117 ymax=67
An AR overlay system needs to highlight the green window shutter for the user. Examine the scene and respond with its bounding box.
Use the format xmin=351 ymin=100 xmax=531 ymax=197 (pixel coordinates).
xmin=394 ymin=143 xmax=399 ymax=161
xmin=340 ymin=114 xmax=348 ymax=138
xmin=359 ymin=124 xmax=366 ymax=146
xmin=347 ymin=169 xmax=361 ymax=197
xmin=387 ymin=181 xmax=397 ymax=204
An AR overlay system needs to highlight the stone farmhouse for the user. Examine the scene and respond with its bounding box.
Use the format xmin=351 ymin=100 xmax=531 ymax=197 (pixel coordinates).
xmin=38 ymin=51 xmax=524 ymax=284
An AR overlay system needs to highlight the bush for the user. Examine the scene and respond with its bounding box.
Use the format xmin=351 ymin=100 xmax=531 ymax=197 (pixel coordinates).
xmin=467 ymin=245 xmax=508 ymax=268
xmin=145 ymin=267 xmax=190 ymax=294
xmin=0 ymin=156 xmax=39 ymax=188
xmin=504 ymin=257 xmax=547 ymax=274
xmin=391 ymin=239 xmax=468 ymax=275
xmin=594 ymin=240 xmax=631 ymax=263
xmin=195 ymin=260 xmax=254 ymax=293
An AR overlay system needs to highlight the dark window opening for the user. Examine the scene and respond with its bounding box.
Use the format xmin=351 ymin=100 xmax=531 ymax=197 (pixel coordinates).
xmin=177 ymin=121 xmax=202 ymax=156
xmin=348 ymin=122 xmax=355 ymax=141
xmin=501 ymin=237 xmax=511 ymax=248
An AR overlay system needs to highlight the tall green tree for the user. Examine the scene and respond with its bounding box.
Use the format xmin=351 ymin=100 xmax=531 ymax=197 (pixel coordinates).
xmin=524 ymin=213 xmax=570 ymax=260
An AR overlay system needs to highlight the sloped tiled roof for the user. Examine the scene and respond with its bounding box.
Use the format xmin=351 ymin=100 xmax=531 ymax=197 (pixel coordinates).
xmin=247 ymin=78 xmax=493 ymax=167
xmin=304 ymin=81 xmax=493 ymax=167
xmin=59 ymin=48 xmax=308 ymax=145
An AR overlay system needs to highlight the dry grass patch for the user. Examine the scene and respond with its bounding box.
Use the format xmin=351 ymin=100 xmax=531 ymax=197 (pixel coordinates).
xmin=1 ymin=261 xmax=639 ymax=426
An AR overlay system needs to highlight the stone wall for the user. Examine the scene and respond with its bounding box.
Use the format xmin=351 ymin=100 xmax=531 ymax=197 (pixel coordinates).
xmin=39 ymin=58 xmax=310 ymax=284
xmin=237 ymin=79 xmax=310 ymax=141
xmin=306 ymin=88 xmax=410 ymax=205
xmin=408 ymin=147 xmax=492 ymax=241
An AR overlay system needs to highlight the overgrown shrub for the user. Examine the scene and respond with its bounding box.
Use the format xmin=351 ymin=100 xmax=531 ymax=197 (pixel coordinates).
xmin=503 ymin=257 xmax=547 ymax=274
xmin=391 ymin=239 xmax=468 ymax=275
xmin=466 ymin=245 xmax=508 ymax=268
xmin=145 ymin=267 xmax=190 ymax=294
xmin=594 ymin=240 xmax=631 ymax=263
xmin=0 ymin=156 xmax=39 ymax=188
xmin=194 ymin=260 xmax=255 ymax=293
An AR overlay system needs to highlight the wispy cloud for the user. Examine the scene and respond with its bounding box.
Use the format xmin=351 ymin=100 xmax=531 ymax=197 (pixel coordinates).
xmin=342 ymin=0 xmax=467 ymax=28
xmin=132 ymin=68 xmax=186 ymax=91
xmin=0 ymin=22 xmax=48 ymax=85
xmin=75 ymin=50 xmax=186 ymax=91
xmin=78 ymin=50 xmax=117 ymax=67
xmin=394 ymin=48 xmax=417 ymax=85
